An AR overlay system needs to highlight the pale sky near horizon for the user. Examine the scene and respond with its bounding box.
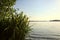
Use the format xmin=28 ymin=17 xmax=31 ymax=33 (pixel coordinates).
xmin=14 ymin=0 xmax=60 ymax=20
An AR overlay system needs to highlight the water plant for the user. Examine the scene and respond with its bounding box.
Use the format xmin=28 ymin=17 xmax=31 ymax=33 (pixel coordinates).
xmin=0 ymin=0 xmax=31 ymax=40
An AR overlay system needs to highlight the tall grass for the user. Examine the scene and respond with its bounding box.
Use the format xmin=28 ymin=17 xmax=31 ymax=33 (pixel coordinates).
xmin=0 ymin=12 xmax=31 ymax=40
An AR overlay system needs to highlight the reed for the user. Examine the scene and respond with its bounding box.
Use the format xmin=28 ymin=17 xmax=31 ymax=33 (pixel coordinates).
xmin=0 ymin=12 xmax=31 ymax=40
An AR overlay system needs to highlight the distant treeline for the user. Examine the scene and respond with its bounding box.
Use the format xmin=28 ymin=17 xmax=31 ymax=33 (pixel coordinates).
xmin=50 ymin=20 xmax=60 ymax=22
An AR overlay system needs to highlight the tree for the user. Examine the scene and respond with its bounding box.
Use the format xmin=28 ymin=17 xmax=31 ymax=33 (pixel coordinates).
xmin=0 ymin=0 xmax=30 ymax=40
xmin=0 ymin=0 xmax=16 ymax=19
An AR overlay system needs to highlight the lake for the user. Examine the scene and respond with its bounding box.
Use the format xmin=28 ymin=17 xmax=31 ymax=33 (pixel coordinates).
xmin=26 ymin=22 xmax=60 ymax=40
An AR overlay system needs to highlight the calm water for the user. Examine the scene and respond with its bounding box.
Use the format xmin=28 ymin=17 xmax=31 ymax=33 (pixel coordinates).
xmin=26 ymin=22 xmax=60 ymax=40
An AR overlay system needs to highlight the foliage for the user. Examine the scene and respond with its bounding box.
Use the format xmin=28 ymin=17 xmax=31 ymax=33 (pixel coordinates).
xmin=0 ymin=12 xmax=30 ymax=40
xmin=0 ymin=0 xmax=31 ymax=40
xmin=0 ymin=0 xmax=16 ymax=19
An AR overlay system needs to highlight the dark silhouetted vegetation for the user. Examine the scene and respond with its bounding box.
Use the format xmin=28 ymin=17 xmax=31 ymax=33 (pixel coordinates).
xmin=0 ymin=0 xmax=30 ymax=40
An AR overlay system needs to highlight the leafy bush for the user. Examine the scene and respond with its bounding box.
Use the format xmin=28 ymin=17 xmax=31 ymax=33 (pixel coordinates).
xmin=0 ymin=12 xmax=30 ymax=40
xmin=0 ymin=0 xmax=31 ymax=40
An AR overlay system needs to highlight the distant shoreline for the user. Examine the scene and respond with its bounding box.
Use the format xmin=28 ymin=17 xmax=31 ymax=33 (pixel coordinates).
xmin=29 ymin=21 xmax=47 ymax=22
xmin=50 ymin=20 xmax=60 ymax=22
xmin=29 ymin=20 xmax=60 ymax=22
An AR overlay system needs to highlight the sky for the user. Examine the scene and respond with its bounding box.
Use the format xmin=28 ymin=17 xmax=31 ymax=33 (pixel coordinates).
xmin=14 ymin=0 xmax=60 ymax=20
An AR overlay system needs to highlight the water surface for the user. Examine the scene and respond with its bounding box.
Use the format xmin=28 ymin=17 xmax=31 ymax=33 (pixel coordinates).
xmin=26 ymin=22 xmax=60 ymax=40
